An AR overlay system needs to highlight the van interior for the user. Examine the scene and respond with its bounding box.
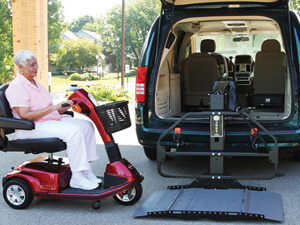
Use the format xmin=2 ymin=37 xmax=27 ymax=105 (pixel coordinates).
xmin=155 ymin=16 xmax=291 ymax=121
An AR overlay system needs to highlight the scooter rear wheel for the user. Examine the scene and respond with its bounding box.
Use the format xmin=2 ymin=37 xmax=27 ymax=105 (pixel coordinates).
xmin=113 ymin=183 xmax=143 ymax=205
xmin=3 ymin=178 xmax=33 ymax=209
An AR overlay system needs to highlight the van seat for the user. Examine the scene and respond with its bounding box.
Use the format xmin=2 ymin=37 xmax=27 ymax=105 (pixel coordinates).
xmin=181 ymin=40 xmax=219 ymax=110
xmin=251 ymin=39 xmax=286 ymax=107
xmin=201 ymin=39 xmax=228 ymax=79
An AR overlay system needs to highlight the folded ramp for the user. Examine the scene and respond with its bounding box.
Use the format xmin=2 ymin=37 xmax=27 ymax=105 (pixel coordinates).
xmin=133 ymin=187 xmax=283 ymax=222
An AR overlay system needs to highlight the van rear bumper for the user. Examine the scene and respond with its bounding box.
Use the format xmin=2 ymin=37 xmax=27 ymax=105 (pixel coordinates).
xmin=136 ymin=123 xmax=300 ymax=150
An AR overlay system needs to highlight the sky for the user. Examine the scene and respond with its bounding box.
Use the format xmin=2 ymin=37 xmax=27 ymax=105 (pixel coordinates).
xmin=61 ymin=0 xmax=122 ymax=23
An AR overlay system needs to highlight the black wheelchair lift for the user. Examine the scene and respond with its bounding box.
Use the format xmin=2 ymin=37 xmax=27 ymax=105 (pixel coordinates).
xmin=134 ymin=82 xmax=283 ymax=222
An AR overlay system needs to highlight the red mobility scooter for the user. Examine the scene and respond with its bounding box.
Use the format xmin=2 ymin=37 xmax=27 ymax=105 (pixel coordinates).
xmin=0 ymin=84 xmax=143 ymax=210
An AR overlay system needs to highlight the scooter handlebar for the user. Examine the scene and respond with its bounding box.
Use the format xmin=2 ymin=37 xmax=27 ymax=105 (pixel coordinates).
xmin=61 ymin=103 xmax=71 ymax=108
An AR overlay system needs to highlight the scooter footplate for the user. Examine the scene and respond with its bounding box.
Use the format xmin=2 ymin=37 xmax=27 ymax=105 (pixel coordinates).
xmin=61 ymin=184 xmax=105 ymax=195
xmin=60 ymin=177 xmax=105 ymax=195
xmin=133 ymin=188 xmax=283 ymax=222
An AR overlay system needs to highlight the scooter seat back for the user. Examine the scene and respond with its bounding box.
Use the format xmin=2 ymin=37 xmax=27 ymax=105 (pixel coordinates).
xmin=0 ymin=84 xmax=67 ymax=154
xmin=0 ymin=84 xmax=15 ymax=134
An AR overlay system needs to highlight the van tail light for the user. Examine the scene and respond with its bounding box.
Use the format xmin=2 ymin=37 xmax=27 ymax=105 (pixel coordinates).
xmin=135 ymin=66 xmax=147 ymax=102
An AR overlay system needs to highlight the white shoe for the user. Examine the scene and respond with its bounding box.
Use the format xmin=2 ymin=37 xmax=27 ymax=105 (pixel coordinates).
xmin=70 ymin=176 xmax=99 ymax=190
xmin=94 ymin=177 xmax=103 ymax=184
xmin=82 ymin=171 xmax=102 ymax=184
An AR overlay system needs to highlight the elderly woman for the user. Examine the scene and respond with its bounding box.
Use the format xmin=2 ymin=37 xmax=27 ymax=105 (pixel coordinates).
xmin=5 ymin=50 xmax=101 ymax=190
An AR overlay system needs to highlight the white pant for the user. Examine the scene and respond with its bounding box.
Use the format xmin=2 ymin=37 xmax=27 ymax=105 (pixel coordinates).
xmin=15 ymin=117 xmax=100 ymax=172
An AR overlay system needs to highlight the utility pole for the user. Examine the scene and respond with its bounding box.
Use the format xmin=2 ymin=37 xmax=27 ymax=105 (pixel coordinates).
xmin=121 ymin=0 xmax=125 ymax=87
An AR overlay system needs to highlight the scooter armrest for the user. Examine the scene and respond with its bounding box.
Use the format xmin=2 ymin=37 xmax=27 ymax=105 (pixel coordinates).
xmin=0 ymin=117 xmax=35 ymax=130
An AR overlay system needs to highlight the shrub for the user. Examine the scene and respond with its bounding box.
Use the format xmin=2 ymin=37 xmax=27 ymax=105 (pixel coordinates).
xmin=69 ymin=73 xmax=100 ymax=81
xmin=51 ymin=72 xmax=62 ymax=76
xmin=81 ymin=74 xmax=90 ymax=81
xmin=69 ymin=73 xmax=82 ymax=80
xmin=87 ymin=85 xmax=131 ymax=102
xmin=83 ymin=73 xmax=100 ymax=81
xmin=90 ymin=74 xmax=100 ymax=80
xmin=128 ymin=69 xmax=137 ymax=77
xmin=64 ymin=71 xmax=77 ymax=75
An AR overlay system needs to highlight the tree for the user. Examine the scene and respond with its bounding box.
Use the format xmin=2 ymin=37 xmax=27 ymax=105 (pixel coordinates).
xmin=97 ymin=6 xmax=122 ymax=73
xmin=0 ymin=0 xmax=13 ymax=84
xmin=55 ymin=38 xmax=101 ymax=73
xmin=48 ymin=0 xmax=67 ymax=53
xmin=69 ymin=15 xmax=94 ymax=32
xmin=290 ymin=0 xmax=300 ymax=14
xmin=82 ymin=22 xmax=97 ymax=32
xmin=96 ymin=0 xmax=160 ymax=72
xmin=125 ymin=0 xmax=160 ymax=60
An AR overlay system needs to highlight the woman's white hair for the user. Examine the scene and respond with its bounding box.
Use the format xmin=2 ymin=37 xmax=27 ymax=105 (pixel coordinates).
xmin=13 ymin=50 xmax=36 ymax=72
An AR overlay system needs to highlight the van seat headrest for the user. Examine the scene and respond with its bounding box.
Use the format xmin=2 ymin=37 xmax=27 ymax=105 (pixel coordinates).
xmin=201 ymin=39 xmax=216 ymax=53
xmin=261 ymin=39 xmax=281 ymax=52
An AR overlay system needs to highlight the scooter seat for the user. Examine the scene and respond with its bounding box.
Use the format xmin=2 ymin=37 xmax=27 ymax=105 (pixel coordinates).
xmin=0 ymin=84 xmax=68 ymax=154
xmin=6 ymin=138 xmax=66 ymax=154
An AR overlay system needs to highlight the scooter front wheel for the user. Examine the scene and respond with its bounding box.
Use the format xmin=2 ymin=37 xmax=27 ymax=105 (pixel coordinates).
xmin=3 ymin=178 xmax=33 ymax=209
xmin=113 ymin=183 xmax=143 ymax=205
xmin=92 ymin=201 xmax=101 ymax=210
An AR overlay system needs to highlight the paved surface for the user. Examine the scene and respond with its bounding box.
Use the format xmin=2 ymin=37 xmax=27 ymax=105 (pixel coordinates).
xmin=0 ymin=98 xmax=300 ymax=225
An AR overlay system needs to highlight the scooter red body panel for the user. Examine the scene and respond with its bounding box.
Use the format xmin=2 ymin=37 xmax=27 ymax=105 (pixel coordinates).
xmin=6 ymin=157 xmax=71 ymax=195
xmin=6 ymin=156 xmax=142 ymax=201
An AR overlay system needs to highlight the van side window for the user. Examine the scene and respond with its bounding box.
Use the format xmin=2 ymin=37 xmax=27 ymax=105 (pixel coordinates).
xmin=290 ymin=12 xmax=300 ymax=77
xmin=292 ymin=27 xmax=300 ymax=73
xmin=139 ymin=17 xmax=159 ymax=67
xmin=185 ymin=45 xmax=191 ymax=58
xmin=292 ymin=26 xmax=300 ymax=68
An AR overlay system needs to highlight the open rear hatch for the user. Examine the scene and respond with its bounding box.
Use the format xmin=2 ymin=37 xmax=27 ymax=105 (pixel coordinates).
xmin=161 ymin=0 xmax=287 ymax=8
xmin=154 ymin=0 xmax=293 ymax=123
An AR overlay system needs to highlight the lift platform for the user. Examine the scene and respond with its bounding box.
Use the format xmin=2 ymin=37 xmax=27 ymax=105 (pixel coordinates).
xmin=133 ymin=180 xmax=283 ymax=221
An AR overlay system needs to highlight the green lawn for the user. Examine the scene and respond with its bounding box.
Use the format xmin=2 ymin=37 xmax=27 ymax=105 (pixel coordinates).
xmin=50 ymin=73 xmax=136 ymax=93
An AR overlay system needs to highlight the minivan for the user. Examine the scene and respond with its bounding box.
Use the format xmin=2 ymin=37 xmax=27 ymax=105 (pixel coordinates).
xmin=135 ymin=0 xmax=300 ymax=162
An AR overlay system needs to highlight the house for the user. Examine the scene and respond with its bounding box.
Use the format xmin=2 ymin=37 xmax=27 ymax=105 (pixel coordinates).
xmin=60 ymin=30 xmax=79 ymax=41
xmin=73 ymin=30 xmax=100 ymax=43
